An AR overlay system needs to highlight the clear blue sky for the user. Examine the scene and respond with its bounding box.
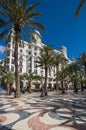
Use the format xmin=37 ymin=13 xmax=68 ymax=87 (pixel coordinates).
xmin=0 ymin=0 xmax=86 ymax=60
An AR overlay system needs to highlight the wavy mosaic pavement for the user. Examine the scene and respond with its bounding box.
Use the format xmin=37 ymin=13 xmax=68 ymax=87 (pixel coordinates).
xmin=0 ymin=91 xmax=86 ymax=130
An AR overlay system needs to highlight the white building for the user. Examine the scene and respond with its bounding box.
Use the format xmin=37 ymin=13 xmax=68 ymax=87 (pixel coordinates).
xmin=5 ymin=28 xmax=70 ymax=88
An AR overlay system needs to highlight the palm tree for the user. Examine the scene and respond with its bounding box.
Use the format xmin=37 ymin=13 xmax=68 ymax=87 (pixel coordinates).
xmin=3 ymin=71 xmax=14 ymax=95
xmin=78 ymin=52 xmax=86 ymax=87
xmin=75 ymin=0 xmax=86 ymax=16
xmin=66 ymin=62 xmax=80 ymax=93
xmin=53 ymin=53 xmax=66 ymax=91
xmin=19 ymin=73 xmax=26 ymax=92
xmin=0 ymin=61 xmax=3 ymax=87
xmin=0 ymin=0 xmax=44 ymax=98
xmin=60 ymin=55 xmax=69 ymax=93
xmin=78 ymin=69 xmax=84 ymax=91
xmin=58 ymin=68 xmax=67 ymax=93
xmin=0 ymin=61 xmax=3 ymax=75
xmin=36 ymin=45 xmax=54 ymax=96
xmin=22 ymin=72 xmax=41 ymax=93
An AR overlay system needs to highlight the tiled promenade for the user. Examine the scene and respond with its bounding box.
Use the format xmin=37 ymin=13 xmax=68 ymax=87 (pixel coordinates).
xmin=0 ymin=91 xmax=86 ymax=130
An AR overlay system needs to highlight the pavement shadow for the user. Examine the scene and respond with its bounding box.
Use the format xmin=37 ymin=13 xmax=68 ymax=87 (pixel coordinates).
xmin=0 ymin=125 xmax=14 ymax=130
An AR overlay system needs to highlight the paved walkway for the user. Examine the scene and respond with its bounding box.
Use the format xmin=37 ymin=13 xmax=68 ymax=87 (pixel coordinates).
xmin=0 ymin=91 xmax=86 ymax=130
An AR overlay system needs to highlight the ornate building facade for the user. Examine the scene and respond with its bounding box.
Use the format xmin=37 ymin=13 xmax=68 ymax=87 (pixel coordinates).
xmin=5 ymin=28 xmax=70 ymax=89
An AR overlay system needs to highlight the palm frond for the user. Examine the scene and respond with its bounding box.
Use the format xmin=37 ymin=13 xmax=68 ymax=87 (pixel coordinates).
xmin=0 ymin=0 xmax=16 ymax=14
xmin=21 ymin=0 xmax=28 ymax=9
xmin=0 ymin=9 xmax=10 ymax=18
xmin=0 ymin=33 xmax=6 ymax=41
xmin=27 ymin=12 xmax=42 ymax=19
xmin=0 ymin=19 xmax=6 ymax=27
xmin=75 ymin=0 xmax=86 ymax=17
xmin=25 ymin=2 xmax=40 ymax=14
xmin=29 ymin=21 xmax=44 ymax=31
xmin=0 ymin=29 xmax=9 ymax=41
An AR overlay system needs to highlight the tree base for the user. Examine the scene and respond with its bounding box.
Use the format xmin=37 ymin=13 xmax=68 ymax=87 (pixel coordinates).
xmin=15 ymin=92 xmax=21 ymax=98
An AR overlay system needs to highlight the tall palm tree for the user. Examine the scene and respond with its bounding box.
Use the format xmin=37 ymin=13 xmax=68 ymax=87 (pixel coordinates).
xmin=78 ymin=52 xmax=86 ymax=86
xmin=58 ymin=68 xmax=67 ymax=93
xmin=0 ymin=61 xmax=3 ymax=87
xmin=0 ymin=0 xmax=44 ymax=97
xmin=75 ymin=0 xmax=86 ymax=16
xmin=0 ymin=61 xmax=3 ymax=75
xmin=3 ymin=71 xmax=14 ymax=95
xmin=58 ymin=56 xmax=68 ymax=94
xmin=78 ymin=69 xmax=85 ymax=91
xmin=36 ymin=45 xmax=54 ymax=96
xmin=53 ymin=53 xmax=66 ymax=91
xmin=66 ymin=62 xmax=80 ymax=93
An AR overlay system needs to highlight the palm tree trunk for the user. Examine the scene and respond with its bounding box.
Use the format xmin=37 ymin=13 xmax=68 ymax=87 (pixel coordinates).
xmin=56 ymin=78 xmax=59 ymax=91
xmin=7 ymin=83 xmax=10 ymax=95
xmin=73 ymin=79 xmax=78 ymax=93
xmin=56 ymin=65 xmax=59 ymax=91
xmin=29 ymin=82 xmax=32 ymax=93
xmin=14 ymin=31 xmax=20 ymax=98
xmin=81 ymin=81 xmax=84 ymax=91
xmin=85 ymin=65 xmax=86 ymax=87
xmin=74 ymin=71 xmax=78 ymax=93
xmin=61 ymin=80 xmax=65 ymax=94
xmin=44 ymin=67 xmax=48 ymax=95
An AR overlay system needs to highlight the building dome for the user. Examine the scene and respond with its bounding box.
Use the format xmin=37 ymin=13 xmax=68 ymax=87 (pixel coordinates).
xmin=60 ymin=45 xmax=67 ymax=58
xmin=34 ymin=30 xmax=40 ymax=35
xmin=30 ymin=30 xmax=42 ymax=43
xmin=60 ymin=45 xmax=66 ymax=51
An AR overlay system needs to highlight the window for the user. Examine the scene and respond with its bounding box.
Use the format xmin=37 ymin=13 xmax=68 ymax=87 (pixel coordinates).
xmin=19 ymin=61 xmax=22 ymax=66
xmin=34 ymin=69 xmax=37 ymax=74
xmin=41 ymin=66 xmax=43 ymax=69
xmin=34 ymin=52 xmax=37 ymax=56
xmin=19 ymin=68 xmax=22 ymax=73
xmin=7 ymin=51 xmax=10 ymax=56
xmin=6 ymin=58 xmax=10 ymax=63
xmin=34 ymin=46 xmax=37 ymax=50
xmin=28 ymin=69 xmax=31 ymax=73
xmin=28 ymin=56 xmax=31 ymax=61
xmin=34 ymin=57 xmax=37 ymax=62
xmin=19 ymin=55 xmax=23 ymax=60
xmin=12 ymin=44 xmax=15 ymax=49
xmin=8 ymin=44 xmax=11 ymax=48
xmin=6 ymin=65 xmax=9 ymax=71
xmin=28 ymin=63 xmax=31 ymax=67
xmin=11 ymin=66 xmax=14 ymax=71
xmin=34 ymin=63 xmax=37 ymax=68
xmin=41 ymin=70 xmax=43 ymax=76
xmin=49 ymin=69 xmax=51 ymax=76
xmin=19 ymin=41 xmax=24 ymax=48
xmin=20 ymin=49 xmax=23 ymax=53
xmin=11 ymin=58 xmax=14 ymax=64
xmin=12 ymin=51 xmax=14 ymax=57
xmin=49 ymin=72 xmax=51 ymax=76
xmin=28 ymin=51 xmax=31 ymax=55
